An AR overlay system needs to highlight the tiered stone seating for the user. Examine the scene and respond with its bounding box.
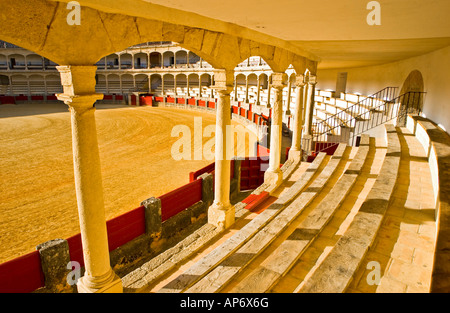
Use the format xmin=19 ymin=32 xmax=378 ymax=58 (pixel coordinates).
xmin=153 ymin=145 xmax=348 ymax=293
xmin=295 ymin=124 xmax=400 ymax=292
xmin=118 ymin=115 xmax=441 ymax=293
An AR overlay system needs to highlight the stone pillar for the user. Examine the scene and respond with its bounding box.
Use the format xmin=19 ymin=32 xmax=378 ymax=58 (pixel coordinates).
xmin=264 ymin=72 xmax=286 ymax=186
xmin=256 ymin=75 xmax=261 ymax=105
xmin=304 ymin=75 xmax=317 ymax=136
xmin=302 ymin=75 xmax=317 ymax=156
xmin=245 ymin=76 xmax=249 ymax=103
xmin=208 ymin=69 xmax=235 ymax=230
xmin=289 ymin=74 xmax=306 ymax=162
xmin=286 ymin=78 xmax=292 ymax=116
xmin=56 ymin=65 xmax=122 ymax=293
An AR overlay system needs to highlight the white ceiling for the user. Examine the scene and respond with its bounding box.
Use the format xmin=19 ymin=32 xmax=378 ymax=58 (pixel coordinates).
xmin=142 ymin=0 xmax=450 ymax=69
xmin=73 ymin=0 xmax=450 ymax=69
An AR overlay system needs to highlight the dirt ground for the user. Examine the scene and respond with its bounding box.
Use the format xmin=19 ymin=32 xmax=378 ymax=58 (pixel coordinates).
xmin=0 ymin=102 xmax=256 ymax=264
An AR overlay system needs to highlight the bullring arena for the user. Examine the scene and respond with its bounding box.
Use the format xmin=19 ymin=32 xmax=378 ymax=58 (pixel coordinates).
xmin=0 ymin=0 xmax=450 ymax=297
xmin=0 ymin=102 xmax=256 ymax=264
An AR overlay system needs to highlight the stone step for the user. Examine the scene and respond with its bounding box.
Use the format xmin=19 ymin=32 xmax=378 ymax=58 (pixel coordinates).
xmin=156 ymin=152 xmax=330 ymax=293
xmin=227 ymin=135 xmax=371 ymax=293
xmin=345 ymin=126 xmax=437 ymax=293
xmin=295 ymin=124 xmax=401 ymax=293
xmin=179 ymin=144 xmax=348 ymax=293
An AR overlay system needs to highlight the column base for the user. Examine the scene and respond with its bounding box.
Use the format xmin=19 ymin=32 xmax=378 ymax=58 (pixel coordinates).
xmin=288 ymin=148 xmax=302 ymax=163
xmin=302 ymin=134 xmax=314 ymax=154
xmin=264 ymin=168 xmax=283 ymax=186
xmin=208 ymin=202 xmax=235 ymax=230
xmin=77 ymin=271 xmax=123 ymax=293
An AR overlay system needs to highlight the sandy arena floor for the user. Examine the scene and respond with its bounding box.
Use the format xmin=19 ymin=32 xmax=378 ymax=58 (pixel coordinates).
xmin=0 ymin=102 xmax=255 ymax=264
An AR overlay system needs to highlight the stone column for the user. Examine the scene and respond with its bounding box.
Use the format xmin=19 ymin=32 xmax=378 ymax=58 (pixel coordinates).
xmin=245 ymin=76 xmax=249 ymax=103
xmin=264 ymin=72 xmax=286 ymax=186
xmin=289 ymin=74 xmax=306 ymax=162
xmin=302 ymin=75 xmax=317 ymax=155
xmin=286 ymin=78 xmax=292 ymax=116
xmin=304 ymin=75 xmax=317 ymax=136
xmin=256 ymin=75 xmax=261 ymax=105
xmin=56 ymin=65 xmax=122 ymax=293
xmin=208 ymin=69 xmax=235 ymax=230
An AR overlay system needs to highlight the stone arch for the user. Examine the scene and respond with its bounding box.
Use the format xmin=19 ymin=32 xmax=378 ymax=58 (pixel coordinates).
xmin=121 ymin=73 xmax=134 ymax=92
xmin=107 ymin=74 xmax=121 ymax=94
xmin=120 ymin=53 xmax=132 ymax=69
xmin=400 ymin=70 xmax=424 ymax=95
xmin=175 ymin=50 xmax=188 ymax=68
xmin=149 ymin=52 xmax=162 ymax=68
xmin=95 ymin=74 xmax=107 ymax=93
xmin=149 ymin=74 xmax=162 ymax=92
xmin=398 ymin=70 xmax=425 ymax=125
xmin=135 ymin=74 xmax=149 ymax=92
xmin=134 ymin=52 xmax=148 ymax=69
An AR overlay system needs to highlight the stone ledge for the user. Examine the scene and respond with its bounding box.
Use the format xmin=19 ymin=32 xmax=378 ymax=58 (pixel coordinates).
xmin=182 ymin=143 xmax=347 ymax=293
xmin=157 ymin=152 xmax=328 ymax=293
xmin=406 ymin=114 xmax=450 ymax=293
xmin=297 ymin=124 xmax=400 ymax=293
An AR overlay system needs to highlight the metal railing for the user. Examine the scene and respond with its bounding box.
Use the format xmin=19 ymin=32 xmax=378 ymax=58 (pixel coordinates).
xmin=303 ymin=90 xmax=426 ymax=157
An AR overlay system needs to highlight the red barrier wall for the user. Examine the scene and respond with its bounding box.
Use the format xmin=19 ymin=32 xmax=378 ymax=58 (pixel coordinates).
xmin=106 ymin=206 xmax=146 ymax=251
xmin=159 ymin=179 xmax=203 ymax=221
xmin=0 ymin=96 xmax=16 ymax=104
xmin=0 ymin=251 xmax=45 ymax=293
xmin=140 ymin=96 xmax=153 ymax=106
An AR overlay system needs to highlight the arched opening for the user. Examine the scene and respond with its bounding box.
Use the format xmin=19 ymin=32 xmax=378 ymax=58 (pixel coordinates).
xmin=0 ymin=54 xmax=7 ymax=70
xmin=0 ymin=74 xmax=10 ymax=95
xmin=120 ymin=53 xmax=132 ymax=70
xmin=188 ymin=73 xmax=199 ymax=97
xmin=28 ymin=74 xmax=44 ymax=95
xmin=149 ymin=52 xmax=161 ymax=68
xmin=10 ymin=74 xmax=28 ymax=95
xmin=134 ymin=53 xmax=148 ymax=69
xmin=162 ymin=51 xmax=175 ymax=68
xmin=8 ymin=54 xmax=25 ymax=70
xmin=199 ymin=73 xmax=211 ymax=98
xmin=175 ymin=50 xmax=188 ymax=68
xmin=105 ymin=54 xmax=119 ymax=69
xmin=45 ymin=74 xmax=62 ymax=95
xmin=188 ymin=51 xmax=201 ymax=68
xmin=135 ymin=74 xmax=149 ymax=93
xmin=398 ymin=70 xmax=425 ymax=125
xmin=150 ymin=74 xmax=162 ymax=92
xmin=400 ymin=70 xmax=424 ymax=95
xmin=95 ymin=74 xmax=107 ymax=93
xmin=175 ymin=73 xmax=188 ymax=96
xmin=234 ymin=73 xmax=246 ymax=102
xmin=162 ymin=74 xmax=175 ymax=96
xmin=247 ymin=73 xmax=258 ymax=104
xmin=121 ymin=74 xmax=134 ymax=92
xmin=26 ymin=54 xmax=44 ymax=70
xmin=107 ymin=74 xmax=121 ymax=94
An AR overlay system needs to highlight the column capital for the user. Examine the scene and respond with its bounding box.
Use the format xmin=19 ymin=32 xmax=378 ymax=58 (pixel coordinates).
xmin=307 ymin=75 xmax=318 ymax=85
xmin=295 ymin=74 xmax=306 ymax=87
xmin=271 ymin=72 xmax=287 ymax=89
xmin=56 ymin=65 xmax=103 ymax=109
xmin=212 ymin=68 xmax=234 ymax=91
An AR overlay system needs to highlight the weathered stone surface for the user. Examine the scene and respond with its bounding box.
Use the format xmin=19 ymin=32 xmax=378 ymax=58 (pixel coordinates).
xmin=141 ymin=197 xmax=162 ymax=237
xmin=36 ymin=239 xmax=71 ymax=292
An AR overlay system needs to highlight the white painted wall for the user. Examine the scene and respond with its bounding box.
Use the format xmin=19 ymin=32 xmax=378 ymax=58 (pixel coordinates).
xmin=316 ymin=45 xmax=450 ymax=133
